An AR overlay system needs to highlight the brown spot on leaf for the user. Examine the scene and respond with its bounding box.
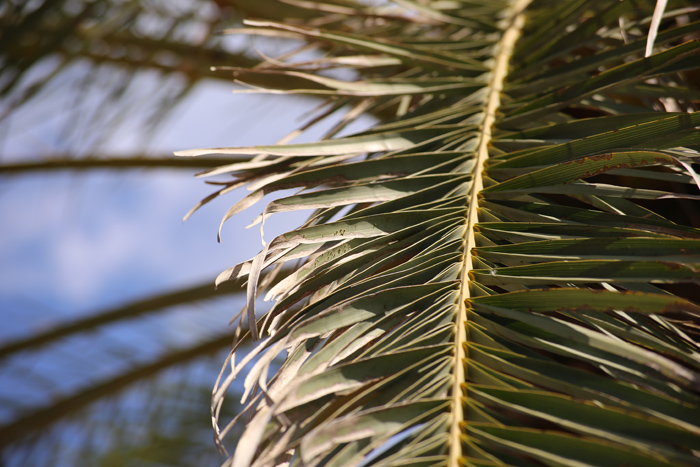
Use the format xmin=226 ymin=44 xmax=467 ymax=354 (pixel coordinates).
xmin=588 ymin=153 xmax=614 ymax=162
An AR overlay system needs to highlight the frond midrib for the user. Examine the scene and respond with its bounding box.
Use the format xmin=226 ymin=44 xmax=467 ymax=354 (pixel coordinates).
xmin=451 ymin=0 xmax=531 ymax=462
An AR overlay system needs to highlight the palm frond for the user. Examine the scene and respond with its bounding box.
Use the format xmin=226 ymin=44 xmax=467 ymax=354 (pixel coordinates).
xmin=0 ymin=0 xmax=311 ymax=160
xmin=0 ymin=277 xmax=239 ymax=359
xmin=189 ymin=0 xmax=700 ymax=465
xmin=2 ymin=356 xmax=242 ymax=467
xmin=0 ymin=263 xmax=297 ymax=450
xmin=0 ymin=332 xmax=233 ymax=449
xmin=0 ymin=281 xmax=243 ymax=451
xmin=0 ymin=155 xmax=254 ymax=174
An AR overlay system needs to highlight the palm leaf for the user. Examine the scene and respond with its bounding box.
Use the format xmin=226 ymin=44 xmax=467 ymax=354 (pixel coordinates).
xmin=0 ymin=277 xmax=241 ymax=360
xmin=0 ymin=332 xmax=234 ymax=449
xmin=0 ymin=278 xmax=241 ymax=450
xmin=0 ymin=264 xmax=296 ymax=450
xmin=187 ymin=0 xmax=700 ymax=465
xmin=0 ymin=155 xmax=253 ymax=174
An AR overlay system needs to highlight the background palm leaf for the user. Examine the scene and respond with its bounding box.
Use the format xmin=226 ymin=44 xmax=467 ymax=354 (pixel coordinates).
xmin=191 ymin=0 xmax=700 ymax=465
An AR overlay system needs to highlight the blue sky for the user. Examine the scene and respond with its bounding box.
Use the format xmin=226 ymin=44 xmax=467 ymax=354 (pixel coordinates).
xmin=1 ymin=80 xmax=317 ymax=318
xmin=0 ymin=65 xmax=373 ymax=463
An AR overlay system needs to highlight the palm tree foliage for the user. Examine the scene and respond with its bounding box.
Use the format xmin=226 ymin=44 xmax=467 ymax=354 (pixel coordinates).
xmin=184 ymin=0 xmax=700 ymax=465
xmin=0 ymin=0 xmax=262 ymax=165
